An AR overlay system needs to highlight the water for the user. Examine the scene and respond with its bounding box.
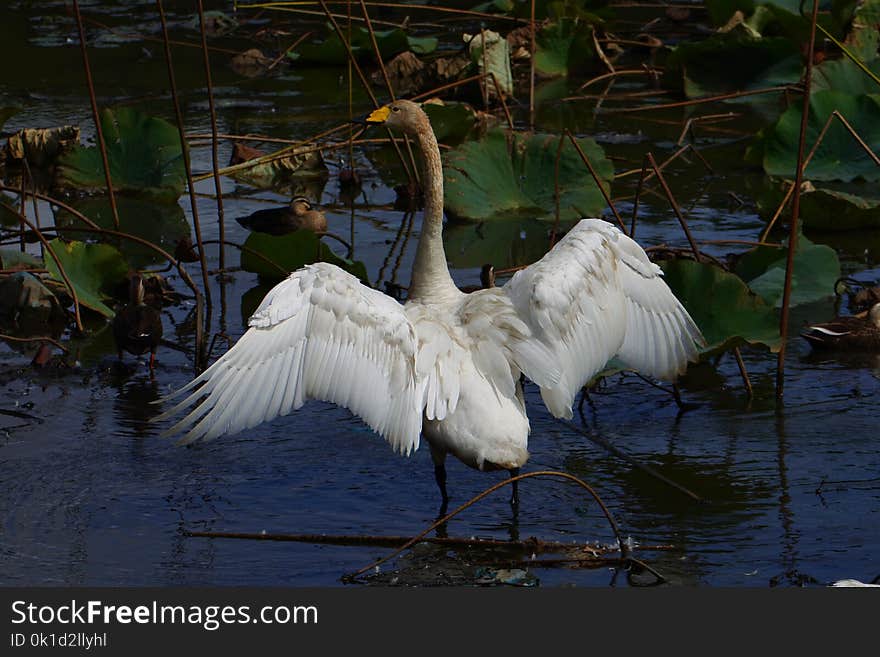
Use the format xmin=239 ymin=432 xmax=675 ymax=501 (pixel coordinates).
xmin=1 ymin=3 xmax=878 ymax=587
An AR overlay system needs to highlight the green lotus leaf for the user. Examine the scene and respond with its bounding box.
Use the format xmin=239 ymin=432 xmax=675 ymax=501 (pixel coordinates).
xmin=534 ymin=18 xmax=598 ymax=78
xmin=57 ymin=107 xmax=185 ymax=201
xmin=812 ymin=57 xmax=880 ymax=96
xmin=758 ymin=181 xmax=880 ymax=231
xmin=290 ymin=25 xmax=437 ymax=65
xmin=734 ymin=234 xmax=841 ymax=307
xmin=664 ymin=32 xmax=800 ymax=98
xmin=44 ymin=239 xmax=130 ymax=318
xmin=705 ymin=1 xmax=838 ymax=36
xmin=842 ymin=0 xmax=880 ymax=61
xmin=53 ymin=196 xmax=190 ymax=269
xmin=0 ymin=248 xmax=42 ymax=270
xmin=660 ymin=258 xmax=781 ymax=354
xmin=443 ymin=217 xmax=556 ymax=270
xmin=442 ymin=129 xmax=613 ymax=222
xmin=760 ymin=91 xmax=880 ymax=182
xmin=423 ymin=101 xmax=481 ymax=145
xmin=240 ymin=230 xmax=369 ymax=284
xmin=799 ymin=186 xmax=880 ymax=230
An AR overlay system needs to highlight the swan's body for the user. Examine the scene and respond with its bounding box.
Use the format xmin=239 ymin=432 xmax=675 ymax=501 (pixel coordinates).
xmin=157 ymin=101 xmax=704 ymax=503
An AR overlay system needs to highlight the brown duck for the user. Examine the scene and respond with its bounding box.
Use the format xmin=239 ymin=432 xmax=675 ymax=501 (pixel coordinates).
xmin=458 ymin=264 xmax=496 ymax=293
xmin=801 ymin=303 xmax=880 ymax=351
xmin=113 ymin=273 xmax=163 ymax=370
xmin=235 ymin=196 xmax=327 ymax=236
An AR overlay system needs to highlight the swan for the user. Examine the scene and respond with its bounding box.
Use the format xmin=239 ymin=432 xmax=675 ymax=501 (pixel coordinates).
xmin=156 ymin=100 xmax=704 ymax=505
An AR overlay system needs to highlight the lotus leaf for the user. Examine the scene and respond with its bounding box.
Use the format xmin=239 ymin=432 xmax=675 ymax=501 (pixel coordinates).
xmin=465 ymin=30 xmax=513 ymax=97
xmin=664 ymin=32 xmax=800 ymax=98
xmin=534 ymin=18 xmax=598 ymax=78
xmin=44 ymin=240 xmax=130 ymax=318
xmin=0 ymin=249 xmax=42 ymax=270
xmin=229 ymin=142 xmax=328 ymax=189
xmin=423 ymin=101 xmax=482 ymax=145
xmin=843 ymin=0 xmax=880 ymax=61
xmin=240 ymin=230 xmax=369 ymax=284
xmin=757 ymin=181 xmax=880 ymax=231
xmin=57 ymin=107 xmax=185 ymax=201
xmin=500 ymin=0 xmax=608 ymax=20
xmin=812 ymin=57 xmax=880 ymax=96
xmin=735 ymin=234 xmax=841 ymax=307
xmin=1 ymin=195 xmax=21 ymax=228
xmin=443 ymin=218 xmax=554 ymax=270
xmin=290 ymin=26 xmax=437 ymax=65
xmin=797 ymin=186 xmax=880 ymax=230
xmin=0 ymin=272 xmax=67 ymax=342
xmin=706 ymin=1 xmax=837 ymax=34
xmin=442 ymin=129 xmax=613 ymax=222
xmin=53 ymin=197 xmax=190 ymax=269
xmin=660 ymin=258 xmax=781 ymax=354
xmin=760 ymin=91 xmax=880 ymax=182
xmin=5 ymin=126 xmax=80 ymax=168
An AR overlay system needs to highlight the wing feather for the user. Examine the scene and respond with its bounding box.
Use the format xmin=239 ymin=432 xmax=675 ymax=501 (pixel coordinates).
xmin=503 ymin=218 xmax=704 ymax=419
xmin=156 ymin=262 xmax=423 ymax=454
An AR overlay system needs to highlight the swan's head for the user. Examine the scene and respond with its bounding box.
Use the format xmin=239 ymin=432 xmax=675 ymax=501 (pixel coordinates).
xmin=363 ymin=99 xmax=427 ymax=135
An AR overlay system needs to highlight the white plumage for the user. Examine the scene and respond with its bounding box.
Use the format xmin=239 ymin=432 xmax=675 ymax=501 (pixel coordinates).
xmin=157 ymin=100 xmax=704 ymax=503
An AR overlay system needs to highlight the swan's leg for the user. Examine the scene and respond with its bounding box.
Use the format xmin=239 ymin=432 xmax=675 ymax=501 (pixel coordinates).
xmin=434 ymin=464 xmax=448 ymax=504
xmin=429 ymin=444 xmax=449 ymax=506
xmin=508 ymin=467 xmax=520 ymax=507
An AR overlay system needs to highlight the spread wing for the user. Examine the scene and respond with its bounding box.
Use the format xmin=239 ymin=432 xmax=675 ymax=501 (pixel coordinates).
xmin=155 ymin=262 xmax=423 ymax=454
xmin=606 ymin=222 xmax=704 ymax=380
xmin=504 ymin=218 xmax=704 ymax=419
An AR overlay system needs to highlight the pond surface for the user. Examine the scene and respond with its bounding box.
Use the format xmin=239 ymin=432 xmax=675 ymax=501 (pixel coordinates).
xmin=1 ymin=2 xmax=878 ymax=587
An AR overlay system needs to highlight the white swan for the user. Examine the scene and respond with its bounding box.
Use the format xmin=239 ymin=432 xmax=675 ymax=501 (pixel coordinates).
xmin=156 ymin=100 xmax=705 ymax=504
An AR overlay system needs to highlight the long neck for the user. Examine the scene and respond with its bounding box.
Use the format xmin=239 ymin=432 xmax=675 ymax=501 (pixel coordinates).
xmin=407 ymin=125 xmax=459 ymax=302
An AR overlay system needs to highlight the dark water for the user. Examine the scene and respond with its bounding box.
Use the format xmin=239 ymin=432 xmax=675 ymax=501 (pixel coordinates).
xmin=1 ymin=2 xmax=878 ymax=587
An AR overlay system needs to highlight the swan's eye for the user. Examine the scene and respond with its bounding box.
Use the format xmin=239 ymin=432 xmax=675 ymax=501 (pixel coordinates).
xmin=391 ymin=106 xmax=400 ymax=113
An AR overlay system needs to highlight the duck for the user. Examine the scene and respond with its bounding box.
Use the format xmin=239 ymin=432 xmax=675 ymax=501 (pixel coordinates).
xmin=235 ymin=196 xmax=327 ymax=236
xmin=113 ymin=273 xmax=163 ymax=371
xmin=458 ymin=264 xmax=496 ymax=293
xmin=801 ymin=303 xmax=880 ymax=351
xmin=835 ymin=277 xmax=880 ymax=314
xmin=156 ymin=100 xmax=704 ymax=506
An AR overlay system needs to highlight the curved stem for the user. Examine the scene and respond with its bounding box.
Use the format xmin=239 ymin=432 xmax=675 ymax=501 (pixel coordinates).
xmin=343 ymin=469 xmax=627 ymax=581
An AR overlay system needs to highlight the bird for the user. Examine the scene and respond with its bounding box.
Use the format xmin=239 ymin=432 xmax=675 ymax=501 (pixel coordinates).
xmin=156 ymin=100 xmax=704 ymax=506
xmin=835 ymin=276 xmax=880 ymax=314
xmin=458 ymin=264 xmax=496 ymax=293
xmin=235 ymin=196 xmax=327 ymax=236
xmin=113 ymin=272 xmax=163 ymax=371
xmin=800 ymin=303 xmax=880 ymax=351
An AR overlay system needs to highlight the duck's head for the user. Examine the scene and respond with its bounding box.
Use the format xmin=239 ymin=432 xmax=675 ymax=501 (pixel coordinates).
xmin=870 ymin=303 xmax=880 ymax=328
xmin=128 ymin=272 xmax=145 ymax=305
xmin=479 ymin=264 xmax=496 ymax=289
xmin=360 ymin=99 xmax=427 ymax=135
xmin=290 ymin=196 xmax=313 ymax=215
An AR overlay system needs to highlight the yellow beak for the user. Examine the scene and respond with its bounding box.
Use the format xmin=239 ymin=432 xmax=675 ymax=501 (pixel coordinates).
xmin=365 ymin=106 xmax=391 ymax=124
